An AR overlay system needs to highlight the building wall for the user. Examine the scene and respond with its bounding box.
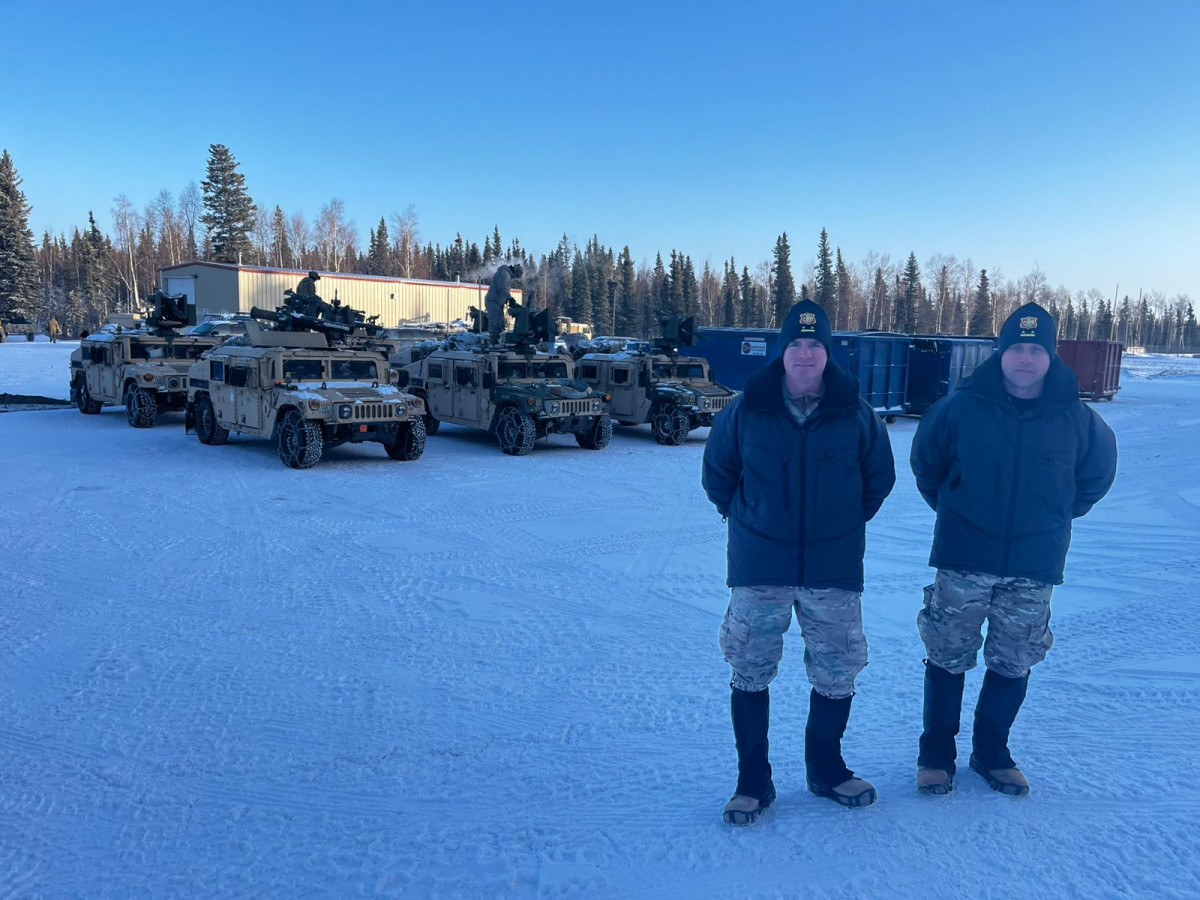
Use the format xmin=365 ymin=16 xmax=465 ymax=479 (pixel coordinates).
xmin=161 ymin=262 xmax=522 ymax=326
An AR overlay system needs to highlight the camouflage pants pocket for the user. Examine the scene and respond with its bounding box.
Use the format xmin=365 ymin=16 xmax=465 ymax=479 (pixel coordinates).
xmin=983 ymin=580 xmax=1055 ymax=679
xmin=917 ymin=571 xmax=990 ymax=675
xmin=720 ymin=587 xmax=795 ymax=692
xmin=796 ymin=589 xmax=868 ymax=699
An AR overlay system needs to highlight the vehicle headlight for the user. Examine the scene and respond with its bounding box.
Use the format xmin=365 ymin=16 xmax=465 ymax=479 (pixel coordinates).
xmin=592 ymin=399 xmax=601 ymax=411
xmin=338 ymin=404 xmax=353 ymax=419
xmin=167 ymin=377 xmax=181 ymax=390
xmin=702 ymin=398 xmax=710 ymax=409
xmin=547 ymin=401 xmax=560 ymax=414
xmin=394 ymin=400 xmax=405 ymax=414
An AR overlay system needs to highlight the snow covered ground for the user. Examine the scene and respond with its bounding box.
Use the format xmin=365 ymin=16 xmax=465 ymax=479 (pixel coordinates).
xmin=2 ymin=343 xmax=1199 ymax=898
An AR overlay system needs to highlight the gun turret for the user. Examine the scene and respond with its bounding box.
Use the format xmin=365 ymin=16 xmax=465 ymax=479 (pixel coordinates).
xmin=651 ymin=312 xmax=696 ymax=356
xmin=142 ymin=290 xmax=194 ymax=335
xmin=251 ymin=291 xmax=380 ymax=345
xmin=505 ymin=302 xmax=558 ymax=353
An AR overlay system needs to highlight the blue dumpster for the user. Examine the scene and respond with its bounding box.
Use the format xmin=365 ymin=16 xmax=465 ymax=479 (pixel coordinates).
xmin=829 ymin=332 xmax=910 ymax=418
xmin=904 ymin=336 xmax=996 ymax=414
xmin=693 ymin=327 xmax=780 ymax=391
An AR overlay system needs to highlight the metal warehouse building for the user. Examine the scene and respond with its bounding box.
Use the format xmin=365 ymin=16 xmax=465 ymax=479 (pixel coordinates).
xmin=157 ymin=262 xmax=521 ymax=327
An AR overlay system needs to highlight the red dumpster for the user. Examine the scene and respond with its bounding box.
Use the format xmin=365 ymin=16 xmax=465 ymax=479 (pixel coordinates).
xmin=1057 ymin=340 xmax=1123 ymax=401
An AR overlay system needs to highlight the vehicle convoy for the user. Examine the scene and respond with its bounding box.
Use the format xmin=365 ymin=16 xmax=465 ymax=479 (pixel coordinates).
xmin=573 ymin=314 xmax=738 ymax=445
xmin=69 ymin=292 xmax=222 ymax=427
xmin=185 ymin=293 xmax=427 ymax=469
xmin=395 ymin=301 xmax=611 ymax=456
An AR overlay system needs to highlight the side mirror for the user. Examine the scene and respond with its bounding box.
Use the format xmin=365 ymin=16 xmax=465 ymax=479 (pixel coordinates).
xmin=394 ymin=369 xmax=410 ymax=387
xmin=638 ymin=372 xmax=648 ymax=387
xmin=482 ymin=373 xmax=495 ymax=389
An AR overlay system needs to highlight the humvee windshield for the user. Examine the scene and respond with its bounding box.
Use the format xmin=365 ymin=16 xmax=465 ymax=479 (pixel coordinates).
xmin=533 ymin=361 xmax=569 ymax=378
xmin=652 ymin=362 xmax=706 ymax=379
xmin=498 ymin=361 xmax=528 ymax=379
xmin=331 ymin=359 xmax=379 ymax=380
xmin=283 ymin=359 xmax=324 ymax=380
xmin=131 ymin=341 xmax=209 ymax=361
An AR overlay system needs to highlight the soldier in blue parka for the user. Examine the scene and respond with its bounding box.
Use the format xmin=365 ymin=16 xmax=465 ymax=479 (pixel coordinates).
xmin=703 ymin=300 xmax=896 ymax=824
xmin=911 ymin=302 xmax=1117 ymax=797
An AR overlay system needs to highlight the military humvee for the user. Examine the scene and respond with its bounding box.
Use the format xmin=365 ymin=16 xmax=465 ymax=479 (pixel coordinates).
xmin=574 ymin=314 xmax=738 ymax=445
xmin=396 ymin=303 xmax=611 ymax=456
xmin=185 ymin=298 xmax=427 ymax=469
xmin=69 ymin=292 xmax=221 ymax=427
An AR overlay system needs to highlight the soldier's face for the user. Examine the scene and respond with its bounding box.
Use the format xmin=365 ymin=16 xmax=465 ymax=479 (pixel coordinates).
xmin=783 ymin=338 xmax=827 ymax=389
xmin=1001 ymin=343 xmax=1050 ymax=394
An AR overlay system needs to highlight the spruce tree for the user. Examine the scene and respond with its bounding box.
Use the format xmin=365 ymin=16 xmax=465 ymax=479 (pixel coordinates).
xmin=771 ymin=232 xmax=796 ymax=326
xmin=834 ymin=247 xmax=850 ymax=330
xmin=815 ymin=228 xmax=835 ymax=314
xmin=0 ymin=149 xmax=39 ymax=318
xmin=740 ymin=266 xmax=756 ymax=327
xmin=269 ymin=206 xmax=291 ymax=268
xmin=616 ymin=246 xmax=637 ymax=336
xmin=722 ymin=258 xmax=738 ymax=327
xmin=901 ymin=252 xmax=921 ymax=333
xmin=968 ymin=269 xmax=992 ymax=336
xmin=200 ymin=144 xmax=256 ymax=263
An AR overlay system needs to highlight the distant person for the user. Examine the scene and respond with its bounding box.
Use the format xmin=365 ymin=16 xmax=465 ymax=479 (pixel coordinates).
xmin=0 ymin=319 xmax=6 ymax=343
xmin=484 ymin=263 xmax=522 ymax=344
xmin=703 ymin=299 xmax=896 ymax=825
xmin=48 ymin=317 xmax=61 ymax=342
xmin=296 ymin=270 xmax=321 ymax=297
xmin=910 ymin=302 xmax=1117 ymax=797
xmin=79 ymin=329 xmax=90 ymax=340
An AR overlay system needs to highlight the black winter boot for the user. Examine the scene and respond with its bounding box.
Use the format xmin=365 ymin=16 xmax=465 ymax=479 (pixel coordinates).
xmin=805 ymin=689 xmax=877 ymax=808
xmin=917 ymin=661 xmax=966 ymax=794
xmin=724 ymin=687 xmax=775 ymax=825
xmin=970 ymin=668 xmax=1031 ymax=796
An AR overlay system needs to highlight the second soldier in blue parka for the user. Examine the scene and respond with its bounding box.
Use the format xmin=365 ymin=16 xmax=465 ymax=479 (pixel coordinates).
xmin=703 ymin=300 xmax=895 ymax=824
xmin=910 ymin=302 xmax=1117 ymax=797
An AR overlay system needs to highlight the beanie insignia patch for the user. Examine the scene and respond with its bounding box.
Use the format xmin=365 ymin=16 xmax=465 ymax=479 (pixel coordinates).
xmin=1019 ymin=316 xmax=1038 ymax=330
xmin=799 ymin=312 xmax=817 ymax=325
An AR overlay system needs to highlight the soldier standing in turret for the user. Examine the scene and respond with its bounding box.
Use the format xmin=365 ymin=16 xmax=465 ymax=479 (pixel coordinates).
xmin=296 ymin=270 xmax=321 ymax=297
xmin=484 ymin=263 xmax=522 ymax=344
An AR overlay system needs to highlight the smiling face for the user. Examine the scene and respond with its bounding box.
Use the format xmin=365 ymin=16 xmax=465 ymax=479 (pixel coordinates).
xmin=783 ymin=337 xmax=828 ymax=394
xmin=1000 ymin=343 xmax=1051 ymax=398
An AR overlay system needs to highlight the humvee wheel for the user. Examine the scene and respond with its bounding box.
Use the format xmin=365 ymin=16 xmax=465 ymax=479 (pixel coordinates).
xmin=74 ymin=377 xmax=101 ymax=415
xmin=195 ymin=395 xmax=229 ymax=446
xmin=385 ymin=417 xmax=427 ymax=461
xmin=651 ymin=403 xmax=690 ymax=446
xmin=496 ymin=406 xmax=535 ymax=456
xmin=424 ymin=412 xmax=441 ymax=436
xmin=575 ymin=413 xmax=612 ymax=450
xmin=124 ymin=385 xmax=158 ymax=428
xmin=277 ymin=409 xmax=324 ymax=469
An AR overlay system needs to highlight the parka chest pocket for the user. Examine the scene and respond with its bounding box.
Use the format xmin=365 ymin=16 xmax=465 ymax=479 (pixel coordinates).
xmin=1035 ymin=450 xmax=1076 ymax=498
xmin=739 ymin=441 xmax=792 ymax=524
xmin=822 ymin=448 xmax=859 ymax=469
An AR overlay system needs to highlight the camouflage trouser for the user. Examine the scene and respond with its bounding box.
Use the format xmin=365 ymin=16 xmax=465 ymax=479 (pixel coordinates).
xmin=918 ymin=568 xmax=1055 ymax=679
xmin=719 ymin=586 xmax=868 ymax=699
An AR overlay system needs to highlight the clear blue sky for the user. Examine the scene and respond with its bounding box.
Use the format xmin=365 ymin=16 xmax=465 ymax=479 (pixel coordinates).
xmin=6 ymin=0 xmax=1198 ymax=299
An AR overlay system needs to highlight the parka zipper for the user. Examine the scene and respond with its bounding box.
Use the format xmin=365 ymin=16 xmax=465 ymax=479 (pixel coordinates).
xmin=797 ymin=427 xmax=808 ymax=586
xmin=1001 ymin=414 xmax=1025 ymax=573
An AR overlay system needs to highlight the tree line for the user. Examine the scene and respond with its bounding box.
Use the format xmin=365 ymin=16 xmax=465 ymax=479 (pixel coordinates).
xmin=1 ymin=144 xmax=1196 ymax=351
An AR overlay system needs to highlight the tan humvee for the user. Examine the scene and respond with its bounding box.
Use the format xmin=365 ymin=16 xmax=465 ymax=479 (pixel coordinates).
xmin=185 ymin=321 xmax=427 ymax=469
xmin=70 ymin=328 xmax=221 ymax=427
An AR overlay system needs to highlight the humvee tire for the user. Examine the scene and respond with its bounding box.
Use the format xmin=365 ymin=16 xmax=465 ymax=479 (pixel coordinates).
xmin=496 ymin=406 xmax=536 ymax=456
xmin=277 ymin=409 xmax=324 ymax=469
xmin=74 ymin=377 xmax=102 ymax=415
xmin=195 ymin=395 xmax=230 ymax=446
xmin=385 ymin=417 xmax=427 ymax=461
xmin=651 ymin=403 xmax=690 ymax=446
xmin=424 ymin=411 xmax=441 ymax=436
xmin=124 ymin=384 xmax=158 ymax=428
xmin=575 ymin=412 xmax=613 ymax=450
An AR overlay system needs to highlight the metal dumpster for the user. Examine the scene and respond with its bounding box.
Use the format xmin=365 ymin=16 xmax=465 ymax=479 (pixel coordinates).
xmin=693 ymin=327 xmax=781 ymax=391
xmin=1057 ymin=340 xmax=1123 ymax=400
xmin=829 ymin=332 xmax=910 ymax=419
xmin=905 ymin=335 xmax=996 ymax=414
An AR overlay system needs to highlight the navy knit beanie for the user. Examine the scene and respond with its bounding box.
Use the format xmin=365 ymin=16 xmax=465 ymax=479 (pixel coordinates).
xmin=998 ymin=302 xmax=1057 ymax=357
xmin=779 ymin=300 xmax=831 ymax=355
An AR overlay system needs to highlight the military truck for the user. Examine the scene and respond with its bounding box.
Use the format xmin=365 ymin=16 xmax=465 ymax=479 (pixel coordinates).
xmin=396 ymin=302 xmax=611 ymax=456
xmin=69 ymin=292 xmax=222 ymax=427
xmin=185 ymin=295 xmax=427 ymax=469
xmin=574 ymin=314 xmax=738 ymax=445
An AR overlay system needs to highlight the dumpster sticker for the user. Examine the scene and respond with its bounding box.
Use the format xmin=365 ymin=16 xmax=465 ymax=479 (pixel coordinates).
xmin=741 ymin=339 xmax=767 ymax=357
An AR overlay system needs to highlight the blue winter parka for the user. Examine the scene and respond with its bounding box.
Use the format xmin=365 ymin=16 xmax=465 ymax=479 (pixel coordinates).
xmin=702 ymin=357 xmax=896 ymax=591
xmin=910 ymin=353 xmax=1118 ymax=585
